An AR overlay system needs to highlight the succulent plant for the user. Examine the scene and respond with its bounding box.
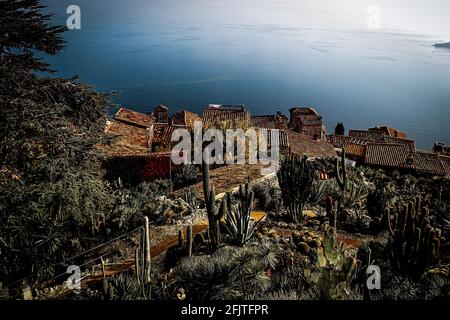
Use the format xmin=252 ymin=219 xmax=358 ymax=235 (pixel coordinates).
xmin=223 ymin=180 xmax=261 ymax=246
xmin=315 ymin=226 xmax=361 ymax=300
xmin=277 ymin=155 xmax=315 ymax=223
xmin=202 ymin=162 xmax=227 ymax=252
xmin=387 ymin=195 xmax=444 ymax=276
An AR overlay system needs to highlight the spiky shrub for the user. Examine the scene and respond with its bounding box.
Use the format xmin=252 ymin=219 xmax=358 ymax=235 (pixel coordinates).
xmin=308 ymin=179 xmax=336 ymax=206
xmin=109 ymin=273 xmax=143 ymax=300
xmin=172 ymin=164 xmax=199 ymax=189
xmin=277 ymin=156 xmax=315 ymax=223
xmin=252 ymin=177 xmax=282 ymax=212
xmin=387 ymin=195 xmax=444 ymax=276
xmin=342 ymin=181 xmax=368 ymax=208
xmin=367 ymin=177 xmax=394 ymax=218
xmin=174 ymin=245 xmax=274 ymax=300
xmin=223 ymin=182 xmax=262 ymax=246
xmin=181 ymin=187 xmax=199 ymax=210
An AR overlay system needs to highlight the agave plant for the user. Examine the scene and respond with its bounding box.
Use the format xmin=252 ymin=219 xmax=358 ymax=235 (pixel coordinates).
xmin=308 ymin=179 xmax=336 ymax=206
xmin=223 ymin=182 xmax=262 ymax=246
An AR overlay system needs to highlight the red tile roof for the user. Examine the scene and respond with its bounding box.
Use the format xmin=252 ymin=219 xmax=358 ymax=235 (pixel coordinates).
xmin=105 ymin=120 xmax=151 ymax=149
xmin=383 ymin=136 xmax=415 ymax=151
xmin=365 ymin=143 xmax=414 ymax=169
xmin=114 ymin=108 xmax=154 ymax=128
xmin=289 ymin=107 xmax=319 ymax=116
xmin=152 ymin=123 xmax=178 ymax=152
xmin=369 ymin=126 xmax=407 ymax=139
xmin=171 ymin=110 xmax=201 ymax=127
xmin=349 ymin=130 xmax=385 ymax=141
xmin=414 ymin=151 xmax=446 ymax=175
xmin=439 ymin=155 xmax=450 ymax=179
xmin=251 ymin=113 xmax=288 ymax=129
xmin=287 ymin=130 xmax=337 ymax=158
xmin=203 ymin=106 xmax=251 ymax=129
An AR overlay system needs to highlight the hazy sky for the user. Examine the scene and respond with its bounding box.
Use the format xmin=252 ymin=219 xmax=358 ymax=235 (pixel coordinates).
xmin=47 ymin=0 xmax=450 ymax=39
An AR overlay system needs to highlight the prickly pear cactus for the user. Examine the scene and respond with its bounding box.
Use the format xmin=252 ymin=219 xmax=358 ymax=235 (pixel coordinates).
xmin=316 ymin=226 xmax=360 ymax=300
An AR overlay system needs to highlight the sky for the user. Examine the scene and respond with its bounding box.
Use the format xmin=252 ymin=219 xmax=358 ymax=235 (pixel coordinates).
xmin=45 ymin=0 xmax=450 ymax=39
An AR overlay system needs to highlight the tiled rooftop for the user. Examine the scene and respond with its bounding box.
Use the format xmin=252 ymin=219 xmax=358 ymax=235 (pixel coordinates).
xmin=114 ymin=108 xmax=154 ymax=128
xmin=203 ymin=105 xmax=251 ymax=128
xmin=287 ymin=130 xmax=336 ymax=158
xmin=105 ymin=120 xmax=151 ymax=150
xmin=439 ymin=156 xmax=450 ymax=179
xmin=414 ymin=151 xmax=446 ymax=175
xmin=365 ymin=143 xmax=415 ymax=169
xmin=171 ymin=110 xmax=201 ymax=127
xmin=348 ymin=129 xmax=385 ymax=141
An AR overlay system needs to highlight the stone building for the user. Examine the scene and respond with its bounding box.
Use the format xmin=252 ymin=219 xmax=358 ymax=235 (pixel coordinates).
xmin=289 ymin=107 xmax=327 ymax=140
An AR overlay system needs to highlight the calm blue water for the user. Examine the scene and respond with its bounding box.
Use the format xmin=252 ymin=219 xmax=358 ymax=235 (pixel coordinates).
xmin=43 ymin=0 xmax=450 ymax=150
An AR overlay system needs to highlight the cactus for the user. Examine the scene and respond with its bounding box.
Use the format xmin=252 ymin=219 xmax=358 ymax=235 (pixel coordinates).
xmin=178 ymin=230 xmax=184 ymax=247
xmin=277 ymin=155 xmax=315 ymax=222
xmin=316 ymin=226 xmax=360 ymax=300
xmin=387 ymin=195 xmax=443 ymax=276
xmin=223 ymin=180 xmax=261 ymax=246
xmin=335 ymin=148 xmax=347 ymax=192
xmin=326 ymin=196 xmax=334 ymax=220
xmin=202 ymin=162 xmax=227 ymax=251
xmin=177 ymin=225 xmax=194 ymax=257
xmin=187 ymin=225 xmax=193 ymax=257
xmin=134 ymin=217 xmax=151 ymax=299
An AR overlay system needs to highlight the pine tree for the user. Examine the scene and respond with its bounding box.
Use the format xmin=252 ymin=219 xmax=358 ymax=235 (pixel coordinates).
xmin=334 ymin=122 xmax=345 ymax=136
xmin=0 ymin=0 xmax=114 ymax=290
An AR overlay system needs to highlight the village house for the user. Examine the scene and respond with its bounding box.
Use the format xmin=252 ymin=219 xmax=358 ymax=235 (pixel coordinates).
xmin=251 ymin=111 xmax=289 ymax=130
xmin=289 ymin=107 xmax=327 ymax=140
xmin=202 ymin=104 xmax=251 ymax=129
xmin=101 ymin=105 xmax=202 ymax=184
xmin=433 ymin=142 xmax=450 ymax=156
xmin=329 ymin=126 xmax=450 ymax=179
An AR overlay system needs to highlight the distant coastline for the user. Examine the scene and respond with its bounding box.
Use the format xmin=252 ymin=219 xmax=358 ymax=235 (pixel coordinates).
xmin=434 ymin=42 xmax=450 ymax=48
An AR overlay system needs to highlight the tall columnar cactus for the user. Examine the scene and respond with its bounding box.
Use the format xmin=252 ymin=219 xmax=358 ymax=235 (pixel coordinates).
xmin=326 ymin=196 xmax=333 ymax=218
xmin=335 ymin=148 xmax=347 ymax=192
xmin=387 ymin=195 xmax=443 ymax=276
xmin=177 ymin=225 xmax=194 ymax=257
xmin=186 ymin=224 xmax=193 ymax=257
xmin=134 ymin=217 xmax=151 ymax=299
xmin=202 ymin=162 xmax=227 ymax=252
xmin=277 ymin=155 xmax=315 ymax=223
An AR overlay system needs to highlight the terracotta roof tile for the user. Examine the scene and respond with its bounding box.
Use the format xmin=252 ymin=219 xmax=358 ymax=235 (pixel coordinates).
xmin=114 ymin=108 xmax=154 ymax=128
xmin=171 ymin=110 xmax=201 ymax=127
xmin=287 ymin=130 xmax=336 ymax=158
xmin=349 ymin=130 xmax=385 ymax=141
xmin=203 ymin=106 xmax=251 ymax=128
xmin=383 ymin=136 xmax=415 ymax=151
xmin=414 ymin=151 xmax=446 ymax=175
xmin=439 ymin=155 xmax=450 ymax=179
xmin=365 ymin=143 xmax=414 ymax=169
xmin=369 ymin=126 xmax=407 ymax=139
xmin=105 ymin=120 xmax=151 ymax=149
xmin=251 ymin=113 xmax=288 ymax=129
